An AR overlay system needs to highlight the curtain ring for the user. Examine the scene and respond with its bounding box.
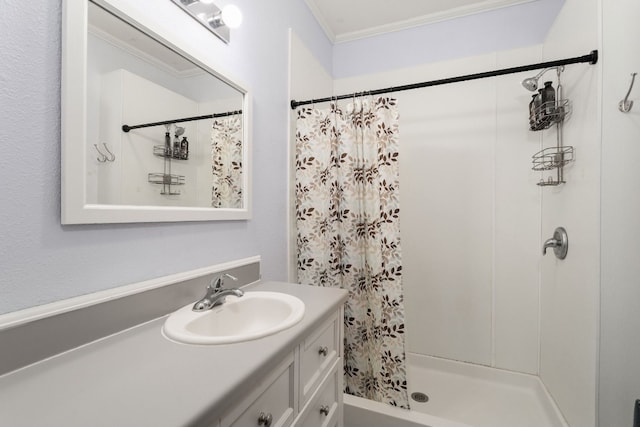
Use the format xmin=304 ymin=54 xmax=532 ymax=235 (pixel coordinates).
xmin=364 ymin=90 xmax=372 ymax=111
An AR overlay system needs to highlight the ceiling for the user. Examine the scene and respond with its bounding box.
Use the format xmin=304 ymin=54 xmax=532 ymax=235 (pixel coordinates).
xmin=305 ymin=0 xmax=536 ymax=43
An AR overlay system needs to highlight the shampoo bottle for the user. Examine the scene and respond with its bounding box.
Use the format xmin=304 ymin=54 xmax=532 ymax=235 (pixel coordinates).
xmin=542 ymin=81 xmax=556 ymax=117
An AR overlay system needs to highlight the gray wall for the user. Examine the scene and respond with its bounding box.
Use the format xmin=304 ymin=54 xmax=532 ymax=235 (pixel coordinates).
xmin=332 ymin=0 xmax=564 ymax=78
xmin=0 ymin=0 xmax=331 ymax=315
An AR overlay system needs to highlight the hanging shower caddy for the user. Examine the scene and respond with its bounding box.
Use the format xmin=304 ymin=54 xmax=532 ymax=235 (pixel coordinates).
xmin=527 ymin=67 xmax=574 ymax=186
xmin=147 ymin=125 xmax=187 ymax=195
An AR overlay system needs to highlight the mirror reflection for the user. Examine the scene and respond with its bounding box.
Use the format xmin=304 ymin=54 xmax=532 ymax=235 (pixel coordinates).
xmin=86 ymin=2 xmax=244 ymax=208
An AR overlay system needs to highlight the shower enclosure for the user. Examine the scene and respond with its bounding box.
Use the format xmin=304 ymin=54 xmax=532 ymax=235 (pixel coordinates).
xmin=289 ymin=0 xmax=603 ymax=420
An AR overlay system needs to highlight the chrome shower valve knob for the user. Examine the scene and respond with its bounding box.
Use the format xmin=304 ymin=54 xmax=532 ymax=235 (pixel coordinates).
xmin=543 ymin=227 xmax=568 ymax=259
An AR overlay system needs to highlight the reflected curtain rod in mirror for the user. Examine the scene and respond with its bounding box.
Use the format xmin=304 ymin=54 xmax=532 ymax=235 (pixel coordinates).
xmin=61 ymin=0 xmax=251 ymax=224
xmin=122 ymin=109 xmax=242 ymax=132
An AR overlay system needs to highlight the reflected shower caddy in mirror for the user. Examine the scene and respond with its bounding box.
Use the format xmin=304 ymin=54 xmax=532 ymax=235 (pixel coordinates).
xmin=526 ymin=67 xmax=574 ymax=187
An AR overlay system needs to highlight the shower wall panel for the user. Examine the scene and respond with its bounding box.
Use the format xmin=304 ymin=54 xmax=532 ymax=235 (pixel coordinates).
xmin=493 ymin=47 xmax=545 ymax=374
xmin=539 ymin=0 xmax=600 ymax=426
xmin=398 ymin=61 xmax=495 ymax=367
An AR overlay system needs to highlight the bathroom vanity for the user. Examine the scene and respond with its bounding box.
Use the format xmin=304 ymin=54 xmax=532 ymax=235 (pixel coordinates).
xmin=218 ymin=307 xmax=343 ymax=427
xmin=0 ymin=261 xmax=348 ymax=427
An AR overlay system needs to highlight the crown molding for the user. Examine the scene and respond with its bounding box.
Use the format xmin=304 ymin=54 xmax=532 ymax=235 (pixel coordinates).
xmin=305 ymin=0 xmax=535 ymax=44
xmin=304 ymin=0 xmax=337 ymax=43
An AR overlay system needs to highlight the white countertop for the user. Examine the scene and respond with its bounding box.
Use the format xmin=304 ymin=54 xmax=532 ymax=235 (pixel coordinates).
xmin=0 ymin=282 xmax=348 ymax=427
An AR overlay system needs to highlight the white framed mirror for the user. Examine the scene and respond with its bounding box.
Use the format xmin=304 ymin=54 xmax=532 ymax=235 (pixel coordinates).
xmin=61 ymin=0 xmax=251 ymax=224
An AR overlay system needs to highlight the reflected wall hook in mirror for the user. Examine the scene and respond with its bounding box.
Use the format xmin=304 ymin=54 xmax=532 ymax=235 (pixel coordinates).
xmin=94 ymin=143 xmax=115 ymax=162
xmin=619 ymin=72 xmax=637 ymax=113
xmin=102 ymin=143 xmax=115 ymax=162
xmin=94 ymin=144 xmax=107 ymax=163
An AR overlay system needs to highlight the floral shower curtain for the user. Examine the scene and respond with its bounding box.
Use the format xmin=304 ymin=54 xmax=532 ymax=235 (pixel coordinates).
xmin=211 ymin=115 xmax=243 ymax=208
xmin=295 ymin=97 xmax=410 ymax=409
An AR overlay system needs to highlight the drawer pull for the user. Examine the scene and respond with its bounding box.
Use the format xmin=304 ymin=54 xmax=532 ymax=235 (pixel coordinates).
xmin=318 ymin=346 xmax=329 ymax=356
xmin=258 ymin=412 xmax=273 ymax=426
xmin=319 ymin=405 xmax=330 ymax=416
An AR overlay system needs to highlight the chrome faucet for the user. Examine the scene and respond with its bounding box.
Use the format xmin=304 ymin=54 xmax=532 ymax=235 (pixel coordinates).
xmin=192 ymin=273 xmax=244 ymax=312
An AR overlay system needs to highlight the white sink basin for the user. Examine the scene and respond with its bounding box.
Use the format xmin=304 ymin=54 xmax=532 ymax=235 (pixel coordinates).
xmin=162 ymin=291 xmax=305 ymax=345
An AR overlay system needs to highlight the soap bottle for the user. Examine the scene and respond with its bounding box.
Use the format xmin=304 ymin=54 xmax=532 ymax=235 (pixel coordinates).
xmin=180 ymin=137 xmax=189 ymax=160
xmin=542 ymin=81 xmax=556 ymax=117
xmin=164 ymin=131 xmax=171 ymax=156
xmin=173 ymin=135 xmax=181 ymax=159
xmin=529 ymin=94 xmax=537 ymax=128
xmin=534 ymin=90 xmax=544 ymax=126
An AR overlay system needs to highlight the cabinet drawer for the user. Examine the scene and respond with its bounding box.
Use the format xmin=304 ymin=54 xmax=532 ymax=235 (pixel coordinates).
xmin=221 ymin=353 xmax=296 ymax=427
xmin=300 ymin=314 xmax=340 ymax=405
xmin=296 ymin=361 xmax=340 ymax=427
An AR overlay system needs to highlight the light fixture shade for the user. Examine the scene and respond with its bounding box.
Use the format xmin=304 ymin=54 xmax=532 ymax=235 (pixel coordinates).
xmin=171 ymin=0 xmax=241 ymax=44
xmin=221 ymin=5 xmax=243 ymax=29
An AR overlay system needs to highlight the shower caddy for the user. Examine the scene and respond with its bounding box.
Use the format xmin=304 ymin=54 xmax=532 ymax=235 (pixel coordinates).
xmin=529 ymin=67 xmax=574 ymax=187
xmin=147 ymin=125 xmax=188 ymax=196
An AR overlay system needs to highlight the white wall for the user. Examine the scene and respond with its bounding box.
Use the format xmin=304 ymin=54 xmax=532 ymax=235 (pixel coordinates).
xmin=0 ymin=0 xmax=332 ymax=315
xmin=334 ymin=45 xmax=543 ymax=375
xmin=599 ymin=1 xmax=640 ymax=426
xmin=538 ymin=0 xmax=601 ymax=425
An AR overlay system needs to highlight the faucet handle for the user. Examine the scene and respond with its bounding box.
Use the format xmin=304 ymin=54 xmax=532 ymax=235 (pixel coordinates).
xmin=210 ymin=273 xmax=238 ymax=290
xmin=542 ymin=227 xmax=568 ymax=259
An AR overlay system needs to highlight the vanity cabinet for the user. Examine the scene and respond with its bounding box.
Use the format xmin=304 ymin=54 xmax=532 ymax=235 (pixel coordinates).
xmin=296 ymin=361 xmax=341 ymax=427
xmin=220 ymin=352 xmax=296 ymax=427
xmin=216 ymin=309 xmax=344 ymax=427
xmin=300 ymin=314 xmax=340 ymax=407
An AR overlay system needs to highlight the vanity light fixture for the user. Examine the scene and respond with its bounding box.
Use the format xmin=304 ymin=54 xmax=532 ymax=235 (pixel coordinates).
xmin=171 ymin=0 xmax=243 ymax=44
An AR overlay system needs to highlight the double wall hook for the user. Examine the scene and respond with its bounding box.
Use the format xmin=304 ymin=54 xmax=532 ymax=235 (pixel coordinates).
xmin=619 ymin=72 xmax=637 ymax=113
xmin=94 ymin=143 xmax=115 ymax=162
xmin=102 ymin=143 xmax=115 ymax=162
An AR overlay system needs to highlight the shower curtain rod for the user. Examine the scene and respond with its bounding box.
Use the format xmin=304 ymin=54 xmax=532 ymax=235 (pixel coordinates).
xmin=122 ymin=110 xmax=242 ymax=133
xmin=290 ymin=50 xmax=598 ymax=109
